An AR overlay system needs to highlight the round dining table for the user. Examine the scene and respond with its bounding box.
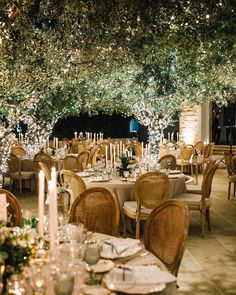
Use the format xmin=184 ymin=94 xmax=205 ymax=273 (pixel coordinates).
xmin=83 ymin=173 xmax=186 ymax=228
xmin=26 ymin=232 xmax=177 ymax=295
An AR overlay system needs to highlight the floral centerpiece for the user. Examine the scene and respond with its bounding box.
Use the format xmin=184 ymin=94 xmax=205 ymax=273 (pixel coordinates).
xmin=161 ymin=139 xmax=185 ymax=151
xmin=117 ymin=153 xmax=135 ymax=177
xmin=0 ymin=227 xmax=32 ymax=284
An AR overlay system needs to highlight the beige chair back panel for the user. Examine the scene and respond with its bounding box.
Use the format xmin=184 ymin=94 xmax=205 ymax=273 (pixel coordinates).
xmin=62 ymin=155 xmax=77 ymax=172
xmin=144 ymin=200 xmax=189 ymax=276
xmin=180 ymin=145 xmax=194 ymax=160
xmin=60 ymin=170 xmax=86 ymax=199
xmin=135 ymin=172 xmax=169 ymax=209
xmin=69 ymin=187 xmax=119 ymax=235
xmin=0 ymin=189 xmax=22 ymax=227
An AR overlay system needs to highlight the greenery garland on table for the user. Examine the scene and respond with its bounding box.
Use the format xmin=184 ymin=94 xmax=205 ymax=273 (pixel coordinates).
xmin=0 ymin=227 xmax=32 ymax=285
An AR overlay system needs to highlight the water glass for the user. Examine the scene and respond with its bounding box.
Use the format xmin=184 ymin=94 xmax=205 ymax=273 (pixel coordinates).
xmin=54 ymin=272 xmax=75 ymax=295
xmin=123 ymin=170 xmax=129 ymax=181
xmin=83 ymin=243 xmax=101 ymax=285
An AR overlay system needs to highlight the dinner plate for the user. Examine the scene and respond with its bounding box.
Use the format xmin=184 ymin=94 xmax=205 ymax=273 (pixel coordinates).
xmin=86 ymin=259 xmax=114 ymax=273
xmin=90 ymin=177 xmax=110 ymax=182
xmin=76 ymin=171 xmax=94 ymax=178
xmin=103 ymin=267 xmax=166 ymax=294
xmin=101 ymin=244 xmax=142 ymax=259
xmin=169 ymin=170 xmax=181 ymax=174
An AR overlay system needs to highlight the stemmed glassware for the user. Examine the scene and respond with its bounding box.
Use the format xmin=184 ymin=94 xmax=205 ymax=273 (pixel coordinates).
xmin=123 ymin=170 xmax=129 ymax=182
xmin=83 ymin=242 xmax=101 ymax=285
xmin=106 ymin=166 xmax=112 ymax=179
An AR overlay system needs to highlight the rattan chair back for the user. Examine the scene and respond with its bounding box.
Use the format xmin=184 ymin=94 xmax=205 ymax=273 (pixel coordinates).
xmin=180 ymin=145 xmax=194 ymax=160
xmin=144 ymin=200 xmax=189 ymax=276
xmin=193 ymin=141 xmax=204 ymax=154
xmin=69 ymin=187 xmax=120 ymax=235
xmin=38 ymin=162 xmax=51 ymax=184
xmin=11 ymin=146 xmax=26 ymax=158
xmin=224 ymin=151 xmax=236 ymax=176
xmin=77 ymin=150 xmax=90 ymax=171
xmin=203 ymin=143 xmax=214 ymax=160
xmin=0 ymin=189 xmax=22 ymax=226
xmin=133 ymin=143 xmax=142 ymax=158
xmin=135 ymin=172 xmax=170 ymax=209
xmin=34 ymin=151 xmax=54 ymax=173
xmin=60 ymin=170 xmax=86 ymax=200
xmin=158 ymin=155 xmax=177 ymax=170
xmin=89 ymin=147 xmax=99 ymax=167
xmin=8 ymin=154 xmax=21 ymax=173
xmin=201 ymin=161 xmax=218 ymax=199
xmin=62 ymin=155 xmax=78 ymax=172
xmin=99 ymin=142 xmax=109 ymax=158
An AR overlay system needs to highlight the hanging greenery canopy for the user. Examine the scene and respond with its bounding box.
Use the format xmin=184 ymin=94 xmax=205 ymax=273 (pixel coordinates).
xmin=0 ymin=0 xmax=235 ymax=149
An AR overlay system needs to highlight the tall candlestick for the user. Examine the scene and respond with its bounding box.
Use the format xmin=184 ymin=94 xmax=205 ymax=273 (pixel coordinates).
xmin=74 ymin=132 xmax=77 ymax=139
xmin=110 ymin=143 xmax=113 ymax=168
xmin=105 ymin=146 xmax=108 ymax=167
xmin=48 ymin=180 xmax=58 ymax=252
xmin=113 ymin=145 xmax=116 ymax=165
xmin=38 ymin=170 xmax=45 ymax=237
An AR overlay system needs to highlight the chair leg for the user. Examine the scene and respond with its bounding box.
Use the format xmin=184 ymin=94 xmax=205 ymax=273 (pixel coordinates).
xmin=136 ymin=214 xmax=141 ymax=239
xmin=123 ymin=214 xmax=127 ymax=238
xmin=201 ymin=211 xmax=205 ymax=238
xmin=206 ymin=209 xmax=211 ymax=231
xmin=228 ymin=182 xmax=231 ymax=200
xmin=234 ymin=182 xmax=236 ymax=197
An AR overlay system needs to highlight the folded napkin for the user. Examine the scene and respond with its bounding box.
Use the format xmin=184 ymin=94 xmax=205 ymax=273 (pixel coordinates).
xmin=105 ymin=238 xmax=140 ymax=255
xmin=129 ymin=265 xmax=177 ymax=284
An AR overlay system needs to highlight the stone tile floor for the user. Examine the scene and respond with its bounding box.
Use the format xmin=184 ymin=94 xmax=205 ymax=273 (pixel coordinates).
xmin=6 ymin=165 xmax=236 ymax=295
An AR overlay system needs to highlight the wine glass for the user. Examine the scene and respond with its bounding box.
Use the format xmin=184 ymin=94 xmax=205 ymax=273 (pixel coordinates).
xmin=106 ymin=166 xmax=112 ymax=179
xmin=83 ymin=243 xmax=101 ymax=285
xmin=123 ymin=170 xmax=129 ymax=182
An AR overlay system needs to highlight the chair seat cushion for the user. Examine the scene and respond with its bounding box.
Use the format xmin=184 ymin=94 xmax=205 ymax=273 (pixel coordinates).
xmin=173 ymin=193 xmax=211 ymax=208
xmin=186 ymin=184 xmax=202 ymax=194
xmin=123 ymin=201 xmax=153 ymax=217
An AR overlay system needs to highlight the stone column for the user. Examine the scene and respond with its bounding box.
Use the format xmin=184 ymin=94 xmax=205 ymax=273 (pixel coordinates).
xmin=179 ymin=103 xmax=210 ymax=145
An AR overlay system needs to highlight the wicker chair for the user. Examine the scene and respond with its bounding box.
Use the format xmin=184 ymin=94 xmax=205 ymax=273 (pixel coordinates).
xmin=89 ymin=147 xmax=99 ymax=167
xmin=223 ymin=151 xmax=236 ymax=200
xmin=173 ymin=161 xmax=218 ymax=237
xmin=202 ymin=143 xmax=214 ymax=166
xmin=62 ymin=155 xmax=78 ymax=172
xmin=193 ymin=141 xmax=204 ymax=154
xmin=8 ymin=154 xmax=35 ymax=194
xmin=186 ymin=160 xmax=216 ymax=194
xmin=60 ymin=170 xmax=86 ymax=201
xmin=158 ymin=154 xmax=177 ymax=170
xmin=176 ymin=145 xmax=194 ymax=176
xmin=123 ymin=172 xmax=170 ymax=239
xmin=11 ymin=146 xmax=26 ymax=158
xmin=76 ymin=150 xmax=90 ymax=171
xmin=0 ymin=189 xmax=22 ymax=226
xmin=33 ymin=151 xmax=54 ymax=174
xmin=144 ymin=200 xmax=189 ymax=277
xmin=69 ymin=187 xmax=120 ymax=235
xmin=38 ymin=162 xmax=51 ymax=185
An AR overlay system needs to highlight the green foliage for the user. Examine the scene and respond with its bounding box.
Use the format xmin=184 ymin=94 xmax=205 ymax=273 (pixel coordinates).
xmin=0 ymin=228 xmax=32 ymax=278
xmin=0 ymin=0 xmax=235 ymax=129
